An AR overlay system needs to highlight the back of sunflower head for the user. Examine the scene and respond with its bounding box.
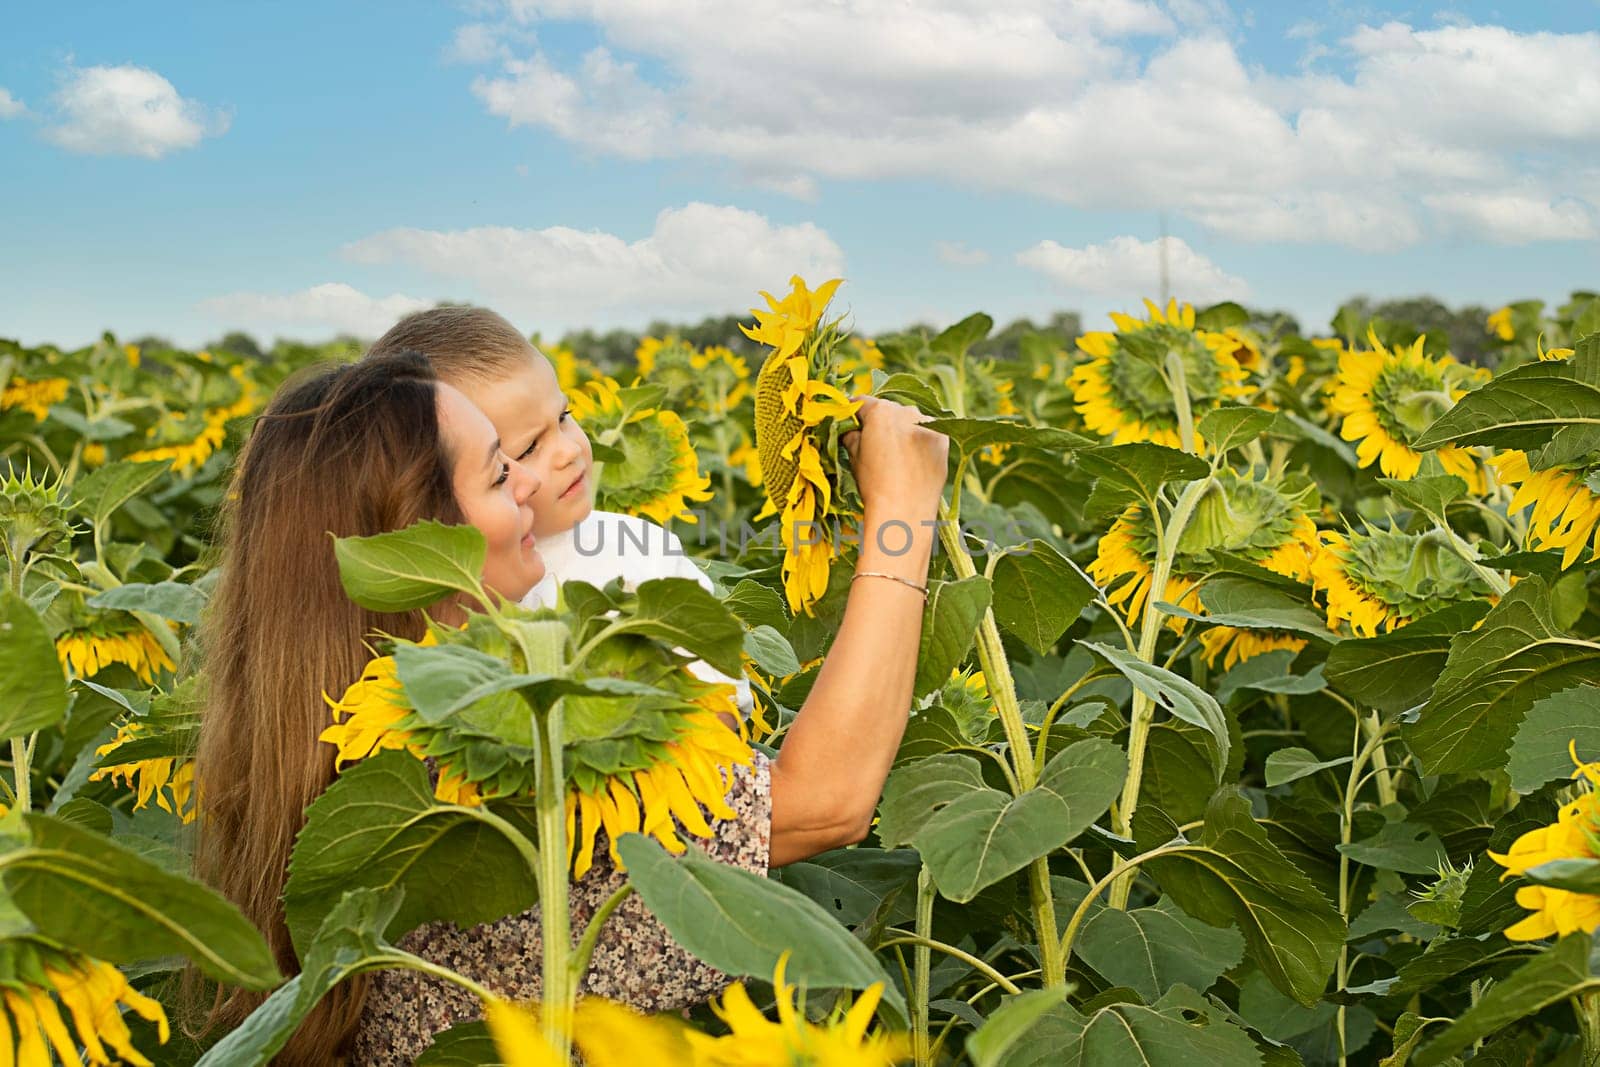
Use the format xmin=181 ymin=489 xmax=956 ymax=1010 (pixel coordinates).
xmin=740 ymin=276 xmax=865 ymax=614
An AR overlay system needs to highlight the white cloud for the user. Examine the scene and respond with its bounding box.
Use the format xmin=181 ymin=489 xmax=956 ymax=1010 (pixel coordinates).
xmin=935 ymin=241 xmax=989 ymax=266
xmin=0 ymin=88 xmax=25 ymax=119
xmin=446 ymin=22 xmax=514 ymax=64
xmin=1423 ymin=191 xmax=1599 ymax=244
xmin=459 ymin=7 xmax=1600 ymax=248
xmin=197 ymin=283 xmax=431 ymax=338
xmin=45 ymin=65 xmax=228 ymax=158
xmin=340 ymin=202 xmax=845 ymax=327
xmin=1017 ymin=235 xmax=1249 ymax=305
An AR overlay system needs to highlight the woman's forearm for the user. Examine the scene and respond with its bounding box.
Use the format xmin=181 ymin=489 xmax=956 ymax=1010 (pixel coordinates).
xmin=768 ymin=505 xmax=936 ymax=866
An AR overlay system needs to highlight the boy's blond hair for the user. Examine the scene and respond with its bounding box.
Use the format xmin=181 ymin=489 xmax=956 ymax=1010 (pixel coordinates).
xmin=366 ymin=305 xmax=535 ymax=385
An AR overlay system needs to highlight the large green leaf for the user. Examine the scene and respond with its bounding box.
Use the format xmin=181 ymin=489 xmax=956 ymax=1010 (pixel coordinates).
xmin=2 ymin=813 xmax=280 ymax=989
xmin=0 ymin=591 xmax=69 ymax=740
xmin=614 ymin=577 xmax=746 ymax=676
xmin=922 ymin=417 xmax=1094 ymax=458
xmin=87 ymin=580 xmax=208 ymax=625
xmin=771 ymin=848 xmax=921 ymax=927
xmin=1264 ymin=748 xmax=1352 ymax=787
xmin=1506 ymin=684 xmax=1600 ymax=792
xmin=1075 ymin=444 xmax=1207 ymax=505
xmin=1146 ymin=791 xmax=1345 ymax=1005
xmin=913 ymin=576 xmax=991 ymax=698
xmin=196 ymin=888 xmax=409 ymax=1066
xmin=282 ymin=751 xmax=538 ymax=955
xmin=1406 ymin=579 xmax=1600 ymax=775
xmin=1081 ymin=640 xmax=1228 ymax=777
xmin=1075 ymin=895 xmax=1245 ymax=1002
xmin=1198 ymin=406 xmax=1276 ymax=457
xmin=1413 ymin=933 xmax=1600 ymax=1066
xmin=883 ymin=739 xmax=1124 ymax=902
xmin=1413 ymin=348 xmax=1600 ymax=451
xmin=990 ymin=541 xmax=1095 ymax=655
xmin=1324 ymin=602 xmax=1489 ymax=713
xmin=333 ymin=521 xmax=488 ymax=612
xmin=69 ymin=460 xmax=171 ymax=527
xmin=415 ymin=1021 xmax=501 ymax=1066
xmin=965 ymin=989 xmax=1073 ymax=1067
xmin=1337 ymin=820 xmax=1446 ymax=875
xmin=984 ymin=987 xmax=1264 ymax=1067
xmin=930 ymin=311 xmax=994 ymax=358
xmin=614 ymin=834 xmax=906 ymax=1021
xmin=743 ymin=624 xmax=800 ymax=678
xmin=1377 ymin=475 xmax=1468 ymax=519
xmin=1161 ymin=577 xmax=1333 ymax=642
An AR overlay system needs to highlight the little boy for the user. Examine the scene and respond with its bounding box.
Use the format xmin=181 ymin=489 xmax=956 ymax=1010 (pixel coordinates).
xmin=367 ymin=306 xmax=753 ymax=716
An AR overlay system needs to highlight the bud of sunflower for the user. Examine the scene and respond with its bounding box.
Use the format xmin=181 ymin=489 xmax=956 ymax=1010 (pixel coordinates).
xmin=0 ymin=463 xmax=76 ymax=570
xmin=1409 ymin=856 xmax=1473 ymax=928
xmin=742 ymin=276 xmax=864 ymax=615
xmin=566 ymin=376 xmax=715 ymax=525
xmin=1311 ymin=526 xmax=1496 ymax=637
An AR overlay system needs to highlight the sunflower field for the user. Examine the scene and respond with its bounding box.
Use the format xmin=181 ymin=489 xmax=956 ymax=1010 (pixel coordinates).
xmin=1 ymin=283 xmax=1599 ymax=1065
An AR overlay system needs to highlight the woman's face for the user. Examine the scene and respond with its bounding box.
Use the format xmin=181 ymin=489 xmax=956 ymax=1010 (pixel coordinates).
xmin=436 ymin=383 xmax=545 ymax=601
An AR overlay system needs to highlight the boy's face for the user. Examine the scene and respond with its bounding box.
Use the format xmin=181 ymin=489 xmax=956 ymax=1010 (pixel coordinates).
xmin=457 ymin=347 xmax=594 ymax=539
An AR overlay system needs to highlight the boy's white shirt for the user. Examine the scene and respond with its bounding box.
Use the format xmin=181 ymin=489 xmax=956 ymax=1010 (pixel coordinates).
xmin=520 ymin=510 xmax=753 ymax=717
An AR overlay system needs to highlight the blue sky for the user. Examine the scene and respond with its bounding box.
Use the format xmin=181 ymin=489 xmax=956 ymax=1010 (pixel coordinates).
xmin=2 ymin=1 xmax=1596 ymax=350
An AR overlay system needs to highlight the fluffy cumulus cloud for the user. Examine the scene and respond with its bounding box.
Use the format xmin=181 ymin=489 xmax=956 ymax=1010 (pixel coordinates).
xmin=340 ymin=202 xmax=845 ymax=327
xmin=196 ymin=284 xmax=431 ymax=339
xmin=45 ymin=65 xmax=229 ymax=158
xmin=457 ymin=4 xmax=1600 ymax=249
xmin=0 ymin=88 xmax=25 ymax=119
xmin=1017 ymin=235 xmax=1249 ymax=305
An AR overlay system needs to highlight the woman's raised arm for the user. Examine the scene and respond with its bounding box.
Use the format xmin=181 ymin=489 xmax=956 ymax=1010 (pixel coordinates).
xmin=768 ymin=396 xmax=950 ymax=866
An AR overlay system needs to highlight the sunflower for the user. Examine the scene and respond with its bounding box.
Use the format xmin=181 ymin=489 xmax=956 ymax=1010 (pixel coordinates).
xmin=839 ymin=336 xmax=886 ymax=396
xmin=323 ymin=644 xmax=754 ymax=879
xmin=1325 ymin=329 xmax=1486 ymax=489
xmin=690 ymin=345 xmax=753 ymax=414
xmin=56 ymin=621 xmax=175 ymax=685
xmin=1490 ymin=742 xmax=1600 ymax=940
xmin=125 ymin=367 xmax=258 ymax=476
xmin=688 ymin=952 xmax=910 ymax=1066
xmin=1486 ymin=306 xmax=1516 ymax=342
xmin=125 ymin=419 xmax=226 ymax=476
xmin=1489 ymin=450 xmax=1600 ymax=569
xmin=1090 ymin=471 xmax=1322 ymax=667
xmin=568 ymin=376 xmax=715 ymax=524
xmin=0 ymin=462 xmax=75 ymax=564
xmin=1310 ymin=526 xmax=1495 ymax=637
xmin=485 ymin=994 xmax=690 ymax=1067
xmin=91 ymin=722 xmax=197 ymax=824
xmin=1069 ymin=299 xmax=1253 ymax=453
xmin=566 ymin=688 xmax=754 ymax=879
xmin=0 ymin=377 xmax=70 ymax=422
xmin=0 ymin=945 xmax=169 ymax=1067
xmin=743 ymin=276 xmax=863 ymax=615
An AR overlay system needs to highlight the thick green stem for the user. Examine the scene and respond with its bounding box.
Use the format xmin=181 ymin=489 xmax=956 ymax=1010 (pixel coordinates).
xmin=912 ymin=865 xmax=934 ymax=1067
xmin=936 ymin=503 xmax=1064 ymax=985
xmin=511 ymin=620 xmax=573 ymax=1056
xmin=1576 ymin=991 xmax=1600 ymax=1067
xmin=1109 ymin=477 xmax=1211 ymax=909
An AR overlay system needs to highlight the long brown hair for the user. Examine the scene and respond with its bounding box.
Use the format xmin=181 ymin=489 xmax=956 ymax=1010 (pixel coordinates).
xmin=187 ymin=351 xmax=460 ymax=1063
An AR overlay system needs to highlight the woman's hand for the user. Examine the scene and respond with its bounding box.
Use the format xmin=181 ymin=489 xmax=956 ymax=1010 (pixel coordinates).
xmin=842 ymin=396 xmax=950 ymax=526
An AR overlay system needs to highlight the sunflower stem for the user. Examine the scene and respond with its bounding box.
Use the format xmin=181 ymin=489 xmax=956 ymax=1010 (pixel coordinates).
xmin=1164 ymin=351 xmax=1198 ymax=457
xmin=878 ymin=933 xmax=1021 ymax=998
xmin=510 ymin=620 xmax=574 ymax=1057
xmin=1059 ymin=844 xmax=1193 ymax=962
xmin=912 ymin=864 xmax=934 ymax=1067
xmin=935 ymin=500 xmax=1065 ymax=986
xmin=1108 ymin=475 xmax=1211 ymax=910
xmin=1575 ymin=991 xmax=1600 ymax=1067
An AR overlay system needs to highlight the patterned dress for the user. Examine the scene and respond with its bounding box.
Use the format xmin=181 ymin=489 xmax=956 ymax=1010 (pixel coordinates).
xmin=348 ymin=753 xmax=772 ymax=1065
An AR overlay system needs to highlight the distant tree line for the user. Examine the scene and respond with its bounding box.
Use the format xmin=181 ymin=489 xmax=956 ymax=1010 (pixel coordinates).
xmin=162 ymin=294 xmax=1499 ymax=371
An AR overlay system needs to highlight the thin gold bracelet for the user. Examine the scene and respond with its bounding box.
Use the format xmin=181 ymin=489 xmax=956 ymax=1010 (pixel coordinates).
xmin=852 ymin=570 xmax=929 ymax=597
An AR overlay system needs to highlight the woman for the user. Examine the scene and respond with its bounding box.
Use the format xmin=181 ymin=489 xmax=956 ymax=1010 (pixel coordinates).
xmin=190 ymin=351 xmax=948 ymax=1063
